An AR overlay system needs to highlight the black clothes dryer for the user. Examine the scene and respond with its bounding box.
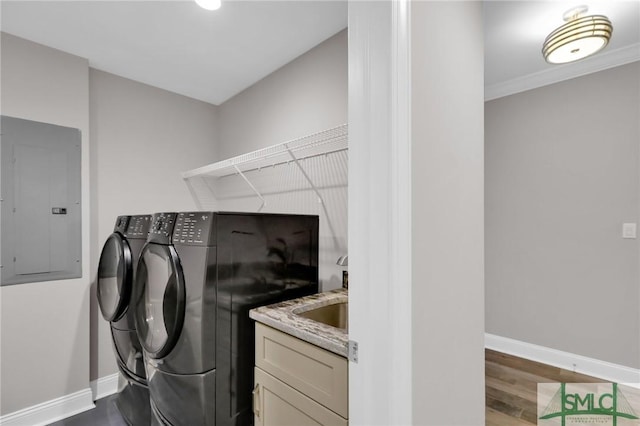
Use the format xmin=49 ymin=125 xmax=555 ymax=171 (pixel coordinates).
xmin=135 ymin=212 xmax=319 ymax=426
xmin=97 ymin=214 xmax=152 ymax=425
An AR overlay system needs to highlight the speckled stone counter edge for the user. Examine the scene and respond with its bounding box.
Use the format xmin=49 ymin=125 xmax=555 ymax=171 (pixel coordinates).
xmin=249 ymin=289 xmax=348 ymax=358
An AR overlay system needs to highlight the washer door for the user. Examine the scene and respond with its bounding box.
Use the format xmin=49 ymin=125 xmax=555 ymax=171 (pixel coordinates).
xmin=135 ymin=243 xmax=185 ymax=359
xmin=97 ymin=233 xmax=133 ymax=322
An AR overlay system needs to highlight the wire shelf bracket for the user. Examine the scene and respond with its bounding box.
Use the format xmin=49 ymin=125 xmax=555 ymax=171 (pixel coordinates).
xmin=233 ymin=164 xmax=266 ymax=211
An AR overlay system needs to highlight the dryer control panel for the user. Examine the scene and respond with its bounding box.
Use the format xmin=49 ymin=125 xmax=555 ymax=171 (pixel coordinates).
xmin=147 ymin=213 xmax=178 ymax=245
xmin=173 ymin=212 xmax=216 ymax=246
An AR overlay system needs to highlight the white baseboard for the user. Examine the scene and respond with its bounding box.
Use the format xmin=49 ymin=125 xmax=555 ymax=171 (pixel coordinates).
xmin=0 ymin=375 xmax=120 ymax=426
xmin=0 ymin=388 xmax=94 ymax=426
xmin=90 ymin=373 xmax=120 ymax=400
xmin=485 ymin=333 xmax=640 ymax=387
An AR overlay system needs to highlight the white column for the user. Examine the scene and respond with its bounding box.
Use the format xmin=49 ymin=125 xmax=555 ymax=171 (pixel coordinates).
xmin=348 ymin=1 xmax=413 ymax=425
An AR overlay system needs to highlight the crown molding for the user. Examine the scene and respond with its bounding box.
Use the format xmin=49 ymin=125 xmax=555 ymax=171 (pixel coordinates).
xmin=486 ymin=43 xmax=640 ymax=101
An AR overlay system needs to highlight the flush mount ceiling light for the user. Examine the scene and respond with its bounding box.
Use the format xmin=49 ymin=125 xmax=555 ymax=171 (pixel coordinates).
xmin=195 ymin=0 xmax=221 ymax=11
xmin=542 ymin=5 xmax=613 ymax=64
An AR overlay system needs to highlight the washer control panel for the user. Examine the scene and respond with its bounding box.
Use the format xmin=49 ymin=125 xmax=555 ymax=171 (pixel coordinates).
xmin=147 ymin=213 xmax=178 ymax=244
xmin=125 ymin=215 xmax=152 ymax=239
xmin=173 ymin=212 xmax=215 ymax=246
xmin=114 ymin=216 xmax=130 ymax=234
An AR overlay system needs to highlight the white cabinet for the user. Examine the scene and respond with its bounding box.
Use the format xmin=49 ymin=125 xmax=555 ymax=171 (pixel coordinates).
xmin=253 ymin=368 xmax=347 ymax=426
xmin=253 ymin=323 xmax=348 ymax=425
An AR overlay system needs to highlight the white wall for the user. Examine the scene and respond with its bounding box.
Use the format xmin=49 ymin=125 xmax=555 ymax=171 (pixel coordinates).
xmin=485 ymin=62 xmax=640 ymax=368
xmin=411 ymin=2 xmax=485 ymax=424
xmin=218 ymin=30 xmax=347 ymax=159
xmin=216 ymin=29 xmax=348 ymax=291
xmin=0 ymin=33 xmax=92 ymax=416
xmin=89 ymin=69 xmax=218 ymax=380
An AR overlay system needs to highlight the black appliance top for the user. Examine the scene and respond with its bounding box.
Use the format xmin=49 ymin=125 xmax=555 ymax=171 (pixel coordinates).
xmin=172 ymin=211 xmax=320 ymax=247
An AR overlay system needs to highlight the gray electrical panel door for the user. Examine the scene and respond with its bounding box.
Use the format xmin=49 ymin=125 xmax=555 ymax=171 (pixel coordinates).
xmin=1 ymin=116 xmax=82 ymax=286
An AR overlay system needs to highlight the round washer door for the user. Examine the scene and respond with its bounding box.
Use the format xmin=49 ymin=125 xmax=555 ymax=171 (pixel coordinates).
xmin=135 ymin=243 xmax=185 ymax=359
xmin=97 ymin=233 xmax=133 ymax=322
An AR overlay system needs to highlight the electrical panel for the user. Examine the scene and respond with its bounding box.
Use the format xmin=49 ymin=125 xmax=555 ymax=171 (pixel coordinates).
xmin=1 ymin=116 xmax=81 ymax=285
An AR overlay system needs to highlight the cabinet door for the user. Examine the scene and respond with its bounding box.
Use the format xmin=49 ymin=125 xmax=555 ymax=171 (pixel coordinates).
xmin=255 ymin=323 xmax=348 ymax=417
xmin=254 ymin=368 xmax=347 ymax=426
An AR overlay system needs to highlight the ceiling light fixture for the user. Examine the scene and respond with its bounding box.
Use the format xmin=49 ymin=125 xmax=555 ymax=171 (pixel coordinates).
xmin=542 ymin=5 xmax=613 ymax=64
xmin=195 ymin=0 xmax=221 ymax=11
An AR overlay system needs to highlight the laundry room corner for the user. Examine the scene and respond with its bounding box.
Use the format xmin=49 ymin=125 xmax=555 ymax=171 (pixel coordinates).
xmin=88 ymin=69 xmax=220 ymax=390
xmin=1 ymin=5 xmax=349 ymax=424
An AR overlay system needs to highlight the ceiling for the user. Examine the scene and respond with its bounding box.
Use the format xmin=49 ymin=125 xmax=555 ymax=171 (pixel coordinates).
xmin=2 ymin=1 xmax=639 ymax=105
xmin=1 ymin=0 xmax=348 ymax=105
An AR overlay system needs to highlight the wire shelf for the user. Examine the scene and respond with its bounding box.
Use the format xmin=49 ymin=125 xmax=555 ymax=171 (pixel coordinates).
xmin=181 ymin=124 xmax=348 ymax=211
xmin=182 ymin=124 xmax=347 ymax=179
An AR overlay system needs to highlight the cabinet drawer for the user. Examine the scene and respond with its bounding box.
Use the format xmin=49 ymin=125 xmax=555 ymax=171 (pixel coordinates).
xmin=254 ymin=368 xmax=347 ymax=426
xmin=255 ymin=323 xmax=348 ymax=418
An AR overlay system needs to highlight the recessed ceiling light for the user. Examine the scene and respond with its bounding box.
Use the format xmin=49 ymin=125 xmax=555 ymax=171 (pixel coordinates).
xmin=542 ymin=5 xmax=613 ymax=64
xmin=195 ymin=0 xmax=222 ymax=11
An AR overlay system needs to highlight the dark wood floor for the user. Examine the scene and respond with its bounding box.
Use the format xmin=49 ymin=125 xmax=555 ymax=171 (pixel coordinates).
xmin=50 ymin=350 xmax=612 ymax=425
xmin=485 ymin=349 xmax=607 ymax=425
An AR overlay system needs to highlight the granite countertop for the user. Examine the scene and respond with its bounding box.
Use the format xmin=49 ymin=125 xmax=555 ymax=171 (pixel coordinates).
xmin=249 ymin=288 xmax=348 ymax=358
